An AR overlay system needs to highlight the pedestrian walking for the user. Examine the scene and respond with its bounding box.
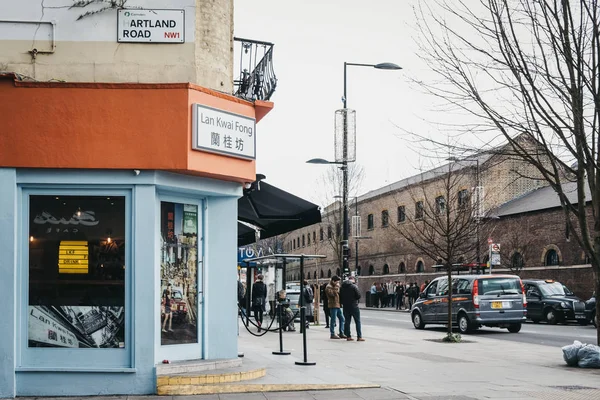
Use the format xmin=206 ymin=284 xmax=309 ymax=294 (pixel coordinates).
xmin=322 ymin=282 xmax=330 ymax=328
xmin=407 ymin=283 xmax=415 ymax=309
xmin=302 ymin=280 xmax=314 ymax=328
xmin=340 ymin=276 xmax=365 ymax=341
xmin=395 ymin=282 xmax=404 ymax=310
xmin=370 ymin=283 xmax=378 ymax=308
xmin=325 ymin=275 xmax=346 ymax=339
xmin=251 ymin=274 xmax=267 ymax=332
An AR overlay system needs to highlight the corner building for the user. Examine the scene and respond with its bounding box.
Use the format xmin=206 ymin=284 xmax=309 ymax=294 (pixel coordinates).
xmin=0 ymin=1 xmax=274 ymax=397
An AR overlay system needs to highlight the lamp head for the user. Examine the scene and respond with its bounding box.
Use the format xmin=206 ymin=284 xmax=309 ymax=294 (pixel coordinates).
xmin=306 ymin=158 xmax=333 ymax=164
xmin=374 ymin=62 xmax=402 ymax=70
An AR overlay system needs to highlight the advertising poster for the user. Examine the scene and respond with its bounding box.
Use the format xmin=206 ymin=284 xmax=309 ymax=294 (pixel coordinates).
xmin=160 ymin=202 xmax=198 ymax=345
xmin=28 ymin=195 xmax=126 ymax=348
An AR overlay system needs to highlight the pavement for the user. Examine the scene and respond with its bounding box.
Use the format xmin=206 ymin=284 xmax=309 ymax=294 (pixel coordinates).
xmin=11 ymin=307 xmax=600 ymax=400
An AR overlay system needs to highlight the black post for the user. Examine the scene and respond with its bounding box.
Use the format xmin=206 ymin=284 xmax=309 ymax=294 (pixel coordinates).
xmin=295 ymin=255 xmax=316 ymax=366
xmin=282 ymin=259 xmax=287 ymax=289
xmin=272 ymin=304 xmax=290 ymax=355
xmin=245 ymin=262 xmax=252 ymax=327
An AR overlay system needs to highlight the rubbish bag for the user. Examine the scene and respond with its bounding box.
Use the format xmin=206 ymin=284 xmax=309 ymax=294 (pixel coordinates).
xmin=577 ymin=344 xmax=600 ymax=368
xmin=562 ymin=340 xmax=583 ymax=366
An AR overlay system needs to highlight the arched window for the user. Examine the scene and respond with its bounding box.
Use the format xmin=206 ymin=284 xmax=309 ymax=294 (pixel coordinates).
xmin=313 ymin=271 xmax=317 ymax=279
xmin=416 ymin=260 xmax=424 ymax=273
xmin=306 ymin=272 xmax=310 ymax=279
xmin=511 ymin=252 xmax=524 ymax=270
xmin=369 ymin=265 xmax=375 ymax=275
xmin=320 ymin=269 xmax=324 ymax=278
xmin=336 ymin=268 xmax=341 ymax=277
xmin=327 ymin=269 xmax=332 ymax=278
xmin=356 ymin=266 xmax=362 ymax=276
xmin=383 ymin=264 xmax=389 ymax=274
xmin=399 ymin=262 xmax=406 ymax=273
xmin=545 ymin=249 xmax=559 ymax=266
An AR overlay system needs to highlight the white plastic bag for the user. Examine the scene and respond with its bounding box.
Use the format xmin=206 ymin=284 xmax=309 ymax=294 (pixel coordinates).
xmin=577 ymin=344 xmax=600 ymax=368
xmin=562 ymin=340 xmax=583 ymax=366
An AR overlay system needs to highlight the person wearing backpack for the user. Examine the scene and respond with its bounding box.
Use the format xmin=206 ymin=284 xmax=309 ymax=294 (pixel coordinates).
xmin=302 ymin=280 xmax=314 ymax=328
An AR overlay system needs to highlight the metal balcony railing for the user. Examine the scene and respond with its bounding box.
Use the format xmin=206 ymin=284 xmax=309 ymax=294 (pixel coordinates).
xmin=233 ymin=37 xmax=277 ymax=102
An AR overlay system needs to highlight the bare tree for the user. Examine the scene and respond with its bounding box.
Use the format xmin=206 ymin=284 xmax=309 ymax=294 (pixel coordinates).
xmin=484 ymin=218 xmax=535 ymax=274
xmin=390 ymin=162 xmax=485 ymax=340
xmin=318 ymin=164 xmax=364 ymax=271
xmin=415 ymin=0 xmax=600 ymax=343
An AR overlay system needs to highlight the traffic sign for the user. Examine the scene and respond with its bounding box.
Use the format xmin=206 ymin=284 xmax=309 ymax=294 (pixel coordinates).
xmin=491 ymin=243 xmax=500 ymax=253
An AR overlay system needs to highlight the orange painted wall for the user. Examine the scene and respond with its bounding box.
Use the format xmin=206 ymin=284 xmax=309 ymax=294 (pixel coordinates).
xmin=0 ymin=77 xmax=272 ymax=183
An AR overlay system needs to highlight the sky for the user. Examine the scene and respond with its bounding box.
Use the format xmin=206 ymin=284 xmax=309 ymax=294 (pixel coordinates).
xmin=234 ymin=0 xmax=454 ymax=207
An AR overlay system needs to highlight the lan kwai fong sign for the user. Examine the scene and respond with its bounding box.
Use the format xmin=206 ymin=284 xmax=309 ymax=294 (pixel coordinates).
xmin=117 ymin=9 xmax=185 ymax=43
xmin=192 ymin=104 xmax=256 ymax=160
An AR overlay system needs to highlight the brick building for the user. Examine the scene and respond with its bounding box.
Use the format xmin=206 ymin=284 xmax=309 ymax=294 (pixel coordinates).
xmin=278 ymin=140 xmax=595 ymax=300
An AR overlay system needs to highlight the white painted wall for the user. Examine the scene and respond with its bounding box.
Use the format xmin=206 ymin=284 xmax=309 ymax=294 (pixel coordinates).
xmin=0 ymin=0 xmax=233 ymax=89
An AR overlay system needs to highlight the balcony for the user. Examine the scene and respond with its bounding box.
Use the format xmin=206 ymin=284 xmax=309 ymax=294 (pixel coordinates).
xmin=233 ymin=37 xmax=277 ymax=102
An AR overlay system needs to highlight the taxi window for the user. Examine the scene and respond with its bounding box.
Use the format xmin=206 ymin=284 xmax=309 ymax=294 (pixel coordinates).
xmin=452 ymin=278 xmax=471 ymax=294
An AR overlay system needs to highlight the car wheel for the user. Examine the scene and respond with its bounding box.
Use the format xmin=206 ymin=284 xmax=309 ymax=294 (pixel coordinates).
xmin=507 ymin=323 xmax=521 ymax=333
xmin=457 ymin=313 xmax=471 ymax=334
xmin=545 ymin=308 xmax=557 ymax=325
xmin=412 ymin=312 xmax=425 ymax=330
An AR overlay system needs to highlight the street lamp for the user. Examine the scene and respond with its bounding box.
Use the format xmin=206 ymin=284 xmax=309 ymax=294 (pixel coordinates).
xmin=447 ymin=156 xmax=483 ymax=272
xmin=309 ymin=61 xmax=401 ymax=278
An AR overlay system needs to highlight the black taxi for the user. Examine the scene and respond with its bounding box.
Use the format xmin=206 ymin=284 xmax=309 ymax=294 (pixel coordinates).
xmin=522 ymin=279 xmax=587 ymax=325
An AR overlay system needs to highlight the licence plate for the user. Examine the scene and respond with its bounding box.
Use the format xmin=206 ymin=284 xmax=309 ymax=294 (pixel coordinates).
xmin=575 ymin=314 xmax=586 ymax=319
xmin=491 ymin=301 xmax=502 ymax=309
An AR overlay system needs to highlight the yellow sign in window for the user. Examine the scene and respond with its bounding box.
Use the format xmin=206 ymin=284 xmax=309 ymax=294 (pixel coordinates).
xmin=58 ymin=241 xmax=89 ymax=274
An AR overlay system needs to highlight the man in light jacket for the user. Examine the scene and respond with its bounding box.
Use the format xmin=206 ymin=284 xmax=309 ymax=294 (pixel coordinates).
xmin=340 ymin=276 xmax=365 ymax=341
xmin=325 ymin=275 xmax=346 ymax=339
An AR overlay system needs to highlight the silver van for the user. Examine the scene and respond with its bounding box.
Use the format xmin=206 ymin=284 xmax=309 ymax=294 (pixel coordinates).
xmin=411 ymin=274 xmax=527 ymax=333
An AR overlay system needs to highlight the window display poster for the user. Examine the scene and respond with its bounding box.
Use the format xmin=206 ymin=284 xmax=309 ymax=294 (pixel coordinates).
xmin=160 ymin=202 xmax=198 ymax=345
xmin=28 ymin=195 xmax=126 ymax=348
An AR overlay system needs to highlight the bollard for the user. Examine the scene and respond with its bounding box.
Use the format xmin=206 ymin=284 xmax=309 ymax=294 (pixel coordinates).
xmin=272 ymin=304 xmax=290 ymax=355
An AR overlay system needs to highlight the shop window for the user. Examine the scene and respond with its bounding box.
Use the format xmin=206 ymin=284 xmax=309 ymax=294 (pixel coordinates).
xmin=416 ymin=260 xmax=424 ymax=273
xmin=399 ymin=262 xmax=406 ymax=273
xmin=327 ymin=269 xmax=332 ymax=278
xmin=511 ymin=252 xmax=524 ymax=270
xmin=383 ymin=264 xmax=389 ymax=274
xmin=397 ymin=206 xmax=406 ymax=223
xmin=415 ymin=201 xmax=424 ymax=219
xmin=356 ymin=266 xmax=361 ymax=276
xmin=435 ymin=196 xmax=446 ymax=215
xmin=160 ymin=201 xmax=199 ymax=345
xmin=381 ymin=210 xmax=389 ymax=227
xmin=28 ymin=195 xmax=126 ymax=349
xmin=369 ymin=265 xmax=375 ymax=275
xmin=545 ymin=249 xmax=559 ymax=266
xmin=367 ymin=214 xmax=374 ymax=230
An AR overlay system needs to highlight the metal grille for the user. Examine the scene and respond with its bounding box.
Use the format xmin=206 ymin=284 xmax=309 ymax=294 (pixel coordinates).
xmin=334 ymin=109 xmax=356 ymax=163
xmin=352 ymin=215 xmax=361 ymax=238
xmin=573 ymin=302 xmax=585 ymax=312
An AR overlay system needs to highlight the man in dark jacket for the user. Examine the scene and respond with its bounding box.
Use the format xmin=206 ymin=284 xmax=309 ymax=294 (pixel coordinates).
xmin=340 ymin=276 xmax=364 ymax=341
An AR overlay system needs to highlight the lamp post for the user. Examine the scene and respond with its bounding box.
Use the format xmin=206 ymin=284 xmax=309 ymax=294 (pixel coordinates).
xmin=309 ymin=61 xmax=401 ymax=278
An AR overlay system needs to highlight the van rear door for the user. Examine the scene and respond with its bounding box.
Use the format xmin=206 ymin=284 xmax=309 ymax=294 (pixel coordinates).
xmin=478 ymin=277 xmax=524 ymax=321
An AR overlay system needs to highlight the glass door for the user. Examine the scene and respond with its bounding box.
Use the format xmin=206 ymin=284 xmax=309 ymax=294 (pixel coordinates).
xmin=158 ymin=199 xmax=203 ymax=361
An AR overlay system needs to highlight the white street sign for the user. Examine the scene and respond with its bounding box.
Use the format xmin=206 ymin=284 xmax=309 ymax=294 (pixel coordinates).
xmin=193 ymin=104 xmax=256 ymax=160
xmin=117 ymin=9 xmax=185 ymax=43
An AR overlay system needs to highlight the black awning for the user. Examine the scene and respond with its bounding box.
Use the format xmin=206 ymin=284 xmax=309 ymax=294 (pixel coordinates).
xmin=238 ymin=179 xmax=321 ymax=246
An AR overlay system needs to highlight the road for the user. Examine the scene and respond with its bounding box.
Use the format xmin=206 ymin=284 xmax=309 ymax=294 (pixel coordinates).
xmin=359 ymin=307 xmax=598 ymax=347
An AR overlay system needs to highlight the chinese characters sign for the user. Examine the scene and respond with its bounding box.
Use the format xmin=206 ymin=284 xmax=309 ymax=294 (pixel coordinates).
xmin=192 ymin=104 xmax=256 ymax=160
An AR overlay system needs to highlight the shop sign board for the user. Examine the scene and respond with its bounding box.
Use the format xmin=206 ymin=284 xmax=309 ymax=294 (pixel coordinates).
xmin=117 ymin=9 xmax=185 ymax=43
xmin=29 ymin=306 xmax=78 ymax=348
xmin=193 ymin=104 xmax=256 ymax=160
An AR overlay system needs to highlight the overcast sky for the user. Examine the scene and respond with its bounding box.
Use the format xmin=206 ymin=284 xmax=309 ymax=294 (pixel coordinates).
xmin=234 ymin=0 xmax=453 ymax=207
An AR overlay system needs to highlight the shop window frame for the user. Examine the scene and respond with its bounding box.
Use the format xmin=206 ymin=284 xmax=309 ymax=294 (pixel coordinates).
xmin=18 ymin=187 xmax=134 ymax=371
